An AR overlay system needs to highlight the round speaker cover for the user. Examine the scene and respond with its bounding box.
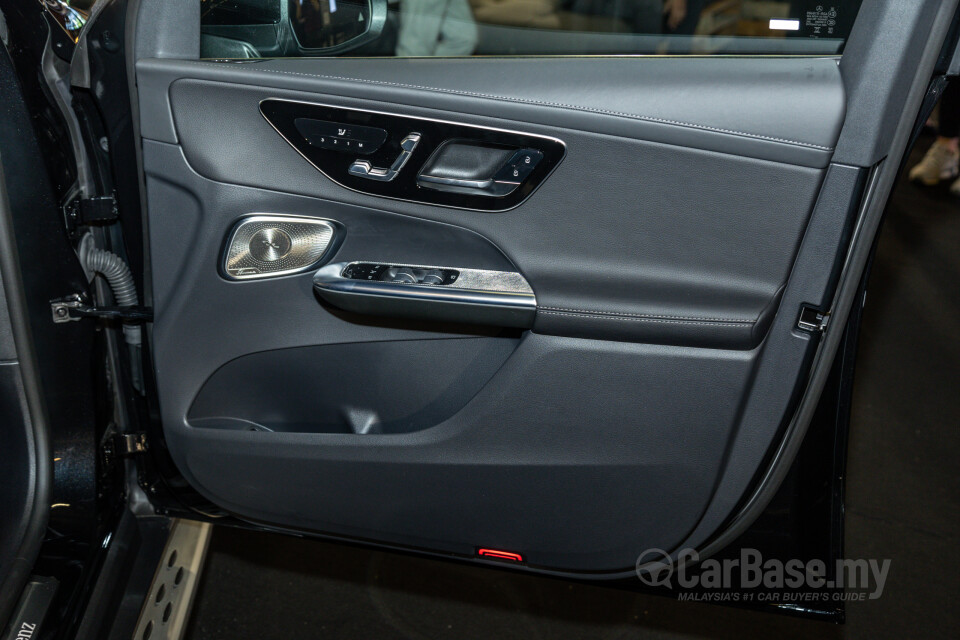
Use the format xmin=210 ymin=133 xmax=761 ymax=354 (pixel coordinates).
xmin=223 ymin=216 xmax=337 ymax=279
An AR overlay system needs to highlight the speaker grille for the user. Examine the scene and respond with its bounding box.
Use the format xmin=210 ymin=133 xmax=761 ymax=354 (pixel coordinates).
xmin=223 ymin=216 xmax=337 ymax=280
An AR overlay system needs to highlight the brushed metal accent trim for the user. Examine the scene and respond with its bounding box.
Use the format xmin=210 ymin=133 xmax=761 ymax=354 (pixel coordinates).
xmin=313 ymin=261 xmax=536 ymax=306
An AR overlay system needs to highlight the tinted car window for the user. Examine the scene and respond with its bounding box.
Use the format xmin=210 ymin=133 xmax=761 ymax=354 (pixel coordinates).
xmin=200 ymin=0 xmax=862 ymax=58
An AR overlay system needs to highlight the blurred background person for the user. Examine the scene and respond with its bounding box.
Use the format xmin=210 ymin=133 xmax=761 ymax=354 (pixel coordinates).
xmin=294 ymin=0 xmax=332 ymax=46
xmin=662 ymin=0 xmax=706 ymax=34
xmin=397 ymin=0 xmax=478 ymax=56
xmin=909 ymin=81 xmax=960 ymax=193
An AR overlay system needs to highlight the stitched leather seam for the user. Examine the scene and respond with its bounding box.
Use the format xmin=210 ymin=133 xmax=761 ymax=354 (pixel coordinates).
xmin=198 ymin=63 xmax=835 ymax=151
xmin=538 ymin=306 xmax=755 ymax=323
xmin=537 ymin=310 xmax=753 ymax=327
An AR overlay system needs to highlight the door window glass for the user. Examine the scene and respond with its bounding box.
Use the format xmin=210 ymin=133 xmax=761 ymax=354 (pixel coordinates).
xmin=200 ymin=0 xmax=862 ymax=58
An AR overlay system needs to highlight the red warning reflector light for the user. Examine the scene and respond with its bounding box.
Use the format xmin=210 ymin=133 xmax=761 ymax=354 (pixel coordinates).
xmin=477 ymin=548 xmax=524 ymax=562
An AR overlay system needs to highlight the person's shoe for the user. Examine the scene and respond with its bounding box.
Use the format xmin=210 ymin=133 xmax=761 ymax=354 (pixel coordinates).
xmin=908 ymin=140 xmax=960 ymax=185
xmin=950 ymin=175 xmax=960 ymax=196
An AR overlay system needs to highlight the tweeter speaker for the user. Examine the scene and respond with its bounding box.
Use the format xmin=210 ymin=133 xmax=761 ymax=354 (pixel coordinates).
xmin=222 ymin=215 xmax=339 ymax=280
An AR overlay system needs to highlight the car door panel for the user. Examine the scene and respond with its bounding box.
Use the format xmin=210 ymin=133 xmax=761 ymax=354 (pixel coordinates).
xmin=132 ymin=48 xmax=859 ymax=576
xmin=140 ymin=59 xmax=835 ymax=349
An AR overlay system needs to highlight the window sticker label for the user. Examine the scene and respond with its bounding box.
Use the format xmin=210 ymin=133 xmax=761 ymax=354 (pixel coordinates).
xmin=805 ymin=5 xmax=840 ymax=37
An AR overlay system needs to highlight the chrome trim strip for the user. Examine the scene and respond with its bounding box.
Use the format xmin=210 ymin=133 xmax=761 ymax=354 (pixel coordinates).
xmin=417 ymin=174 xmax=495 ymax=189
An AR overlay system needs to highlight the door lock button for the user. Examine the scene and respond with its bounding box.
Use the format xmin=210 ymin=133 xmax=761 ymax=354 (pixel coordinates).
xmin=494 ymin=148 xmax=543 ymax=185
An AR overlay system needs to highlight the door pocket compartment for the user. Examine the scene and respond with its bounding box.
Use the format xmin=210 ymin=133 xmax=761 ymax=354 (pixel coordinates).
xmin=187 ymin=337 xmax=518 ymax=435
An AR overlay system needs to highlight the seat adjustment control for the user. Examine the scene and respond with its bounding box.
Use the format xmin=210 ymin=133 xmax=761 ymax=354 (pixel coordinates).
xmin=348 ymin=133 xmax=421 ymax=182
xmin=294 ymin=118 xmax=388 ymax=155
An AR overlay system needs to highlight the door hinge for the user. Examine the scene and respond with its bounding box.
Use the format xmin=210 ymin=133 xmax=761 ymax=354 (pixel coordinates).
xmin=102 ymin=432 xmax=148 ymax=468
xmin=63 ymin=194 xmax=119 ymax=237
xmin=115 ymin=432 xmax=149 ymax=455
xmin=797 ymin=305 xmax=830 ymax=333
xmin=51 ymin=293 xmax=153 ymax=324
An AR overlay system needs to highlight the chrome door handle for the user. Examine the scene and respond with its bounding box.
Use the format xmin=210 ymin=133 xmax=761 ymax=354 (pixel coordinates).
xmin=348 ymin=133 xmax=421 ymax=182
